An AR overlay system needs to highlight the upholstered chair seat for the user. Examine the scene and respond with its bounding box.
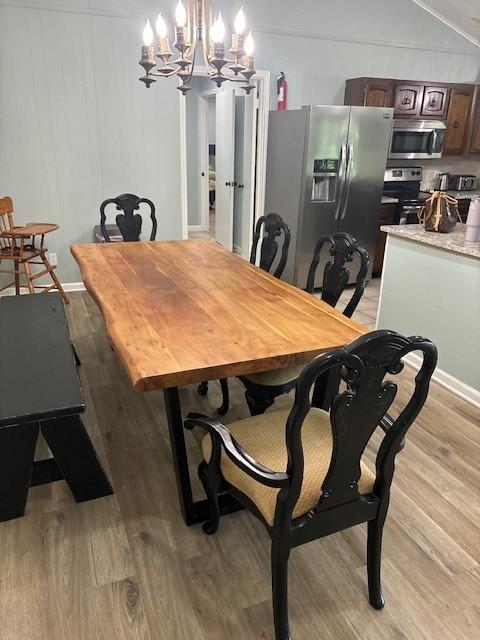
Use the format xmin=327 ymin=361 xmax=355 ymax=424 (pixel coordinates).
xmin=202 ymin=408 xmax=375 ymax=526
xmin=243 ymin=365 xmax=305 ymax=387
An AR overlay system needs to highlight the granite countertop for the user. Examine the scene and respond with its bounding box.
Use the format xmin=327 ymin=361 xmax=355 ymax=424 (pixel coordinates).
xmin=424 ymin=190 xmax=479 ymax=200
xmin=447 ymin=190 xmax=480 ymax=200
xmin=380 ymin=224 xmax=480 ymax=259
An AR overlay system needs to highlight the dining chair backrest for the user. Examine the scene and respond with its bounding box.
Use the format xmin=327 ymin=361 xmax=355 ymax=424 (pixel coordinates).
xmin=250 ymin=213 xmax=291 ymax=278
xmin=305 ymin=232 xmax=369 ymax=318
xmin=100 ymin=193 xmax=157 ymax=242
xmin=278 ymin=330 xmax=437 ymax=525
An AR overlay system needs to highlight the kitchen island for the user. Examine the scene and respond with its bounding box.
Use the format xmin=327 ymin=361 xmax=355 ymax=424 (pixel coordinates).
xmin=377 ymin=224 xmax=479 ymax=404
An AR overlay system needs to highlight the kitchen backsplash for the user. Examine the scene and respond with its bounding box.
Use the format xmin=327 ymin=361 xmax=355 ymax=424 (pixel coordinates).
xmin=386 ymin=157 xmax=480 ymax=191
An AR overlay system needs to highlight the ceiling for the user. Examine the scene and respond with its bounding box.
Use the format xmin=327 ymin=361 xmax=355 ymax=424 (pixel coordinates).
xmin=412 ymin=0 xmax=480 ymax=48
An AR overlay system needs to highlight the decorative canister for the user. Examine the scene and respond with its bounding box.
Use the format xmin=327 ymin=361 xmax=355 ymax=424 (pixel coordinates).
xmin=465 ymin=197 xmax=480 ymax=242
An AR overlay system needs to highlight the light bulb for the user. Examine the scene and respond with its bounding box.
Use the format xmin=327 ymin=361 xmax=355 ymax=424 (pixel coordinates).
xmin=211 ymin=12 xmax=225 ymax=43
xmin=175 ymin=0 xmax=187 ymax=27
xmin=244 ymin=31 xmax=254 ymax=56
xmin=156 ymin=12 xmax=167 ymax=38
xmin=234 ymin=7 xmax=246 ymax=35
xmin=143 ymin=19 xmax=154 ymax=46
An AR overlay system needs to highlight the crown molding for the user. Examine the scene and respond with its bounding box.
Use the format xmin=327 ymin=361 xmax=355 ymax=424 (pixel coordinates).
xmin=411 ymin=0 xmax=480 ymax=49
xmin=1 ymin=0 xmax=479 ymax=56
xmin=0 ymin=0 xmax=140 ymax=20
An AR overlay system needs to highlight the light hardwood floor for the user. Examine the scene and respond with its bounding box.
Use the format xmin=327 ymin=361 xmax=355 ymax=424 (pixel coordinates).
xmin=1 ymin=289 xmax=479 ymax=640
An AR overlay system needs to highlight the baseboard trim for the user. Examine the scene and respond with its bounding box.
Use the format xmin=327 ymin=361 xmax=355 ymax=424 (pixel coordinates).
xmin=404 ymin=352 xmax=480 ymax=408
xmin=188 ymin=225 xmax=208 ymax=233
xmin=0 ymin=281 xmax=86 ymax=296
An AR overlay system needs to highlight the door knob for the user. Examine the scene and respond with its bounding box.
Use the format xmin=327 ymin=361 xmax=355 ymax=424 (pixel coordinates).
xmin=238 ymin=184 xmax=245 ymax=189
xmin=225 ymin=181 xmax=231 ymax=186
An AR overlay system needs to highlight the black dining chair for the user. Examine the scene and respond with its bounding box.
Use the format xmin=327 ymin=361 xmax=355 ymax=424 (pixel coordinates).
xmin=100 ymin=193 xmax=157 ymax=242
xmin=185 ymin=330 xmax=437 ymax=640
xmin=240 ymin=232 xmax=369 ymax=416
xmin=197 ymin=213 xmax=291 ymax=414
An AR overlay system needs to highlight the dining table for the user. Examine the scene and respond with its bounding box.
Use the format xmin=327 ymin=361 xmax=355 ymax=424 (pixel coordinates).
xmin=71 ymin=238 xmax=367 ymax=526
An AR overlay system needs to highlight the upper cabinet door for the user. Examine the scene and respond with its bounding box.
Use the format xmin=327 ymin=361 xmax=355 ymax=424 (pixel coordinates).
xmin=421 ymin=86 xmax=449 ymax=119
xmin=469 ymin=89 xmax=480 ymax=154
xmin=393 ymin=84 xmax=423 ymax=117
xmin=444 ymin=86 xmax=475 ymax=155
xmin=364 ymin=80 xmax=393 ymax=107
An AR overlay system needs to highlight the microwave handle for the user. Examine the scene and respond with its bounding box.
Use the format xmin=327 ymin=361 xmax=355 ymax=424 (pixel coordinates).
xmin=428 ymin=130 xmax=438 ymax=155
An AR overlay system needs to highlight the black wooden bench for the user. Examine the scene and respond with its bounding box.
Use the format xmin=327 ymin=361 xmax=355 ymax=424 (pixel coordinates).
xmin=0 ymin=292 xmax=113 ymax=522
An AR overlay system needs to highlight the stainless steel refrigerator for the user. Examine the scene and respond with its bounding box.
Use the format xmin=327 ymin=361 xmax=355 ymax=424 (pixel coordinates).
xmin=264 ymin=105 xmax=393 ymax=287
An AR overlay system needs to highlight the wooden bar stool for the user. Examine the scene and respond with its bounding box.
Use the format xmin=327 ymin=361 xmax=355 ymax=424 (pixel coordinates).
xmin=0 ymin=196 xmax=69 ymax=303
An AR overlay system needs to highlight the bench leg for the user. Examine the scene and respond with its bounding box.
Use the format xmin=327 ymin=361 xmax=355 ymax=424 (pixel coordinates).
xmin=40 ymin=415 xmax=113 ymax=503
xmin=0 ymin=422 xmax=39 ymax=522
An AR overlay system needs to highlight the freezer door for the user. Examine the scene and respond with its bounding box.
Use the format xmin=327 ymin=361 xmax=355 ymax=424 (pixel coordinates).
xmin=295 ymin=106 xmax=351 ymax=288
xmin=338 ymin=107 xmax=393 ymax=281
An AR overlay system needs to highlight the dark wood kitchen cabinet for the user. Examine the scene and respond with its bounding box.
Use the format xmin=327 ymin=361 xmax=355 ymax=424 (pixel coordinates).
xmin=373 ymin=202 xmax=396 ymax=275
xmin=393 ymin=84 xmax=423 ymax=117
xmin=469 ymin=88 xmax=480 ymax=154
xmin=344 ymin=78 xmax=393 ymax=108
xmin=421 ymin=86 xmax=449 ymax=119
xmin=345 ymin=77 xmax=480 ymax=156
xmin=443 ymin=86 xmax=475 ymax=155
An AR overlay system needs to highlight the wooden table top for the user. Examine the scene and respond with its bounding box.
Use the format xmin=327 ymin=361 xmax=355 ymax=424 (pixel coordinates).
xmin=71 ymin=239 xmax=367 ymax=392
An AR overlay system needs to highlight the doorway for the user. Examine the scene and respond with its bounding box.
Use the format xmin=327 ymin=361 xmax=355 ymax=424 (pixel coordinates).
xmin=181 ymin=68 xmax=270 ymax=260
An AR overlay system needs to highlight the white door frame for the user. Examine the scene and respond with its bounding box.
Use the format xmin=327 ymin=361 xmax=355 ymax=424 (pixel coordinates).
xmin=198 ymin=91 xmax=217 ymax=233
xmin=179 ymin=67 xmax=270 ymax=245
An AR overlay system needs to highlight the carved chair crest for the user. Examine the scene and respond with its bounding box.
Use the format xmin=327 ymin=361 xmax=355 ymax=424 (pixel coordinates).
xmin=283 ymin=331 xmax=437 ymax=523
xmin=306 ymin=232 xmax=369 ymax=317
xmin=250 ymin=213 xmax=291 ymax=278
xmin=100 ymin=193 xmax=157 ymax=242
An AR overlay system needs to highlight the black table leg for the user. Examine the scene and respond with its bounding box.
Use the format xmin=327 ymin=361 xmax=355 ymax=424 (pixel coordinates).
xmin=0 ymin=422 xmax=39 ymax=522
xmin=41 ymin=415 xmax=113 ymax=502
xmin=163 ymin=387 xmax=244 ymax=526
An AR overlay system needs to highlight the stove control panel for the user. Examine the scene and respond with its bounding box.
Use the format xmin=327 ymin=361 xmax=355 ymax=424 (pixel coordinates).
xmin=384 ymin=167 xmax=422 ymax=182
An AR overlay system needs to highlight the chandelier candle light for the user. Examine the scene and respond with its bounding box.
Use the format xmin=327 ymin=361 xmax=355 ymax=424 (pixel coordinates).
xmin=139 ymin=1 xmax=256 ymax=94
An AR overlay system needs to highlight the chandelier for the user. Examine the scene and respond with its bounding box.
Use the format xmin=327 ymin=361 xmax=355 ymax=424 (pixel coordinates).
xmin=139 ymin=1 xmax=256 ymax=95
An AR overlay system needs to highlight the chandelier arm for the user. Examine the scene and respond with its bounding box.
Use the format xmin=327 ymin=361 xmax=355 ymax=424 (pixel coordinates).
xmin=149 ymin=68 xmax=182 ymax=78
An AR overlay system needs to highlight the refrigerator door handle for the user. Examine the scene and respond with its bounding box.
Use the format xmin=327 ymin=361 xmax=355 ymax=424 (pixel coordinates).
xmin=334 ymin=143 xmax=348 ymax=220
xmin=340 ymin=143 xmax=353 ymax=220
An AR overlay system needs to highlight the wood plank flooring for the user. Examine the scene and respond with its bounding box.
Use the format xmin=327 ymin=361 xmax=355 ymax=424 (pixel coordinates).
xmin=1 ymin=290 xmax=479 ymax=640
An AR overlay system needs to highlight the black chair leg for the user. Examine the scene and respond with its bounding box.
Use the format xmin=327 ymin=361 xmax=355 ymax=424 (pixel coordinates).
xmin=217 ymin=378 xmax=229 ymax=415
xmin=198 ymin=461 xmax=220 ymax=535
xmin=271 ymin=536 xmax=292 ymax=640
xmin=198 ymin=381 xmax=209 ymax=396
xmin=367 ymin=517 xmax=386 ymax=609
xmin=0 ymin=422 xmax=39 ymax=522
xmin=245 ymin=390 xmax=275 ymax=417
xmin=72 ymin=344 xmax=81 ymax=366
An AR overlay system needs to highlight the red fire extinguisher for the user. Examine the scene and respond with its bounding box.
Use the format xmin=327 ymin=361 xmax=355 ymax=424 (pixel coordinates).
xmin=277 ymin=72 xmax=287 ymax=111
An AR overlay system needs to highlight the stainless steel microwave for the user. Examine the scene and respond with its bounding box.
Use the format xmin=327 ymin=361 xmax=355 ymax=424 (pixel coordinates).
xmin=388 ymin=119 xmax=446 ymax=160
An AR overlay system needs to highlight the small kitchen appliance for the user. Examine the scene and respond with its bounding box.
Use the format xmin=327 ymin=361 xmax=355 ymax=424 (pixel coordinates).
xmin=388 ymin=119 xmax=446 ymax=160
xmin=447 ymin=175 xmax=477 ymax=191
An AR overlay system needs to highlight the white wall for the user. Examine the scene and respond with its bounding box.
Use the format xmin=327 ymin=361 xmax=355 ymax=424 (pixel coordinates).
xmin=0 ymin=0 xmax=182 ymax=282
xmin=1 ymin=0 xmax=479 ymax=282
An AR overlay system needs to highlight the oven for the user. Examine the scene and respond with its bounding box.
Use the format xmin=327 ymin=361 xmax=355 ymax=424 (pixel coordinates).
xmin=388 ymin=119 xmax=446 ymax=160
xmin=383 ymin=167 xmax=430 ymax=224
